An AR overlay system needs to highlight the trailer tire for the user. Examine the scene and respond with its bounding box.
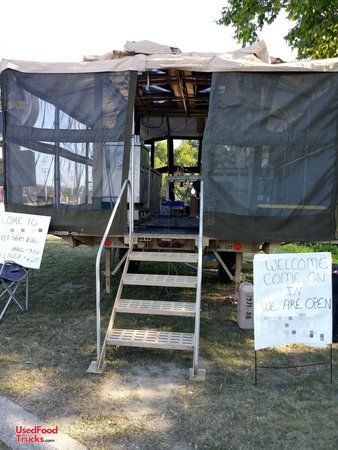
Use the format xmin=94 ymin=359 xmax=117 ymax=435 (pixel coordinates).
xmin=217 ymin=251 xmax=236 ymax=284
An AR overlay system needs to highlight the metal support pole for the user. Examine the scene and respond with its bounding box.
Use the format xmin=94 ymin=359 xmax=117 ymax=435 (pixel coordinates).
xmin=105 ymin=246 xmax=112 ymax=294
xmin=254 ymin=350 xmax=258 ymax=386
xmin=88 ymin=109 xmax=135 ymax=374
xmin=129 ymin=111 xmax=135 ymax=245
xmin=197 ymin=138 xmax=202 ymax=171
xmin=193 ymin=180 xmax=204 ymax=370
xmin=150 ymin=140 xmax=155 ymax=168
xmin=167 ymin=137 xmax=175 ymax=201
xmin=25 ymin=274 xmax=29 ymax=310
xmin=93 ymin=179 xmax=131 ymax=369
xmin=85 ymin=138 xmax=89 ymax=203
xmin=330 ymin=344 xmax=333 ymax=383
xmin=213 ymin=251 xmax=235 ymax=281
xmin=54 ymin=107 xmax=60 ymax=207
xmin=235 ymin=252 xmax=243 ymax=298
xmin=111 ymin=250 xmax=128 ymax=276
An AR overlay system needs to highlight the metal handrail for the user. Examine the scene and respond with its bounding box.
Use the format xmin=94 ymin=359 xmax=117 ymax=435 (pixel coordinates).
xmin=95 ymin=178 xmax=133 ymax=364
xmin=193 ymin=179 xmax=204 ymax=370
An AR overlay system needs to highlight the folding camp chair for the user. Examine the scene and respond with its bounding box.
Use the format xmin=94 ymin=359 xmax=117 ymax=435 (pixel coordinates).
xmin=0 ymin=261 xmax=29 ymax=321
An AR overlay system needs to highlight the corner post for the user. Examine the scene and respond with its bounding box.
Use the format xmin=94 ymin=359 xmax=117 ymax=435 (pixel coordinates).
xmin=190 ymin=179 xmax=206 ymax=380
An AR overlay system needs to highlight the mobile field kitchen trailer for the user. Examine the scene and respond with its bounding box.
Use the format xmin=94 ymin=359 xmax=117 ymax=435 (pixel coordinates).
xmin=1 ymin=41 xmax=337 ymax=376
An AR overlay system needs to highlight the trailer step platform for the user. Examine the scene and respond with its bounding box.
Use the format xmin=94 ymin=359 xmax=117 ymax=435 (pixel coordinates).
xmin=129 ymin=251 xmax=198 ymax=263
xmin=106 ymin=329 xmax=195 ymax=351
xmin=123 ymin=273 xmax=198 ymax=288
xmin=115 ymin=299 xmax=196 ymax=316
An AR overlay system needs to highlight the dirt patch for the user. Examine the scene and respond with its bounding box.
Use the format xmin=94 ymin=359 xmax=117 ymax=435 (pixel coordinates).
xmin=102 ymin=363 xmax=185 ymax=425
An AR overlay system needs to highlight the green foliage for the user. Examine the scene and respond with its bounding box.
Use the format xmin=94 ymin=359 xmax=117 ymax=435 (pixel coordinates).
xmin=277 ymin=242 xmax=338 ymax=264
xmin=308 ymin=242 xmax=338 ymax=260
xmin=154 ymin=140 xmax=199 ymax=169
xmin=217 ymin=0 xmax=338 ymax=59
xmin=175 ymin=140 xmax=198 ymax=168
xmin=154 ymin=140 xmax=199 ymax=196
xmin=154 ymin=140 xmax=167 ymax=169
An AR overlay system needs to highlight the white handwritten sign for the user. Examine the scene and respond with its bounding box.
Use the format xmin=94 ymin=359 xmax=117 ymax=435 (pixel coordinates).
xmin=254 ymin=252 xmax=332 ymax=350
xmin=0 ymin=212 xmax=51 ymax=269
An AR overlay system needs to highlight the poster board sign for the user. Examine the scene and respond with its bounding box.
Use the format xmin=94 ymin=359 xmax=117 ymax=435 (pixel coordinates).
xmin=254 ymin=252 xmax=332 ymax=350
xmin=0 ymin=212 xmax=51 ymax=270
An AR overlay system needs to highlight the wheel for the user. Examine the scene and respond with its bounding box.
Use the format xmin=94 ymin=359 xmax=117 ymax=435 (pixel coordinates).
xmin=217 ymin=251 xmax=236 ymax=283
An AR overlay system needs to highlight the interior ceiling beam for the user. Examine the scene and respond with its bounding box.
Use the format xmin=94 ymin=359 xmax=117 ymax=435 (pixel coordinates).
xmin=136 ymin=100 xmax=209 ymax=108
xmin=137 ymin=74 xmax=211 ymax=83
xmin=137 ymin=111 xmax=208 ymax=118
xmin=135 ymin=89 xmax=147 ymax=110
xmin=135 ymin=101 xmax=209 ymax=110
xmin=179 ymin=71 xmax=190 ymax=115
xmin=135 ymin=95 xmax=209 ymax=102
xmin=135 ymin=70 xmax=211 ymax=118
xmin=169 ymin=69 xmax=188 ymax=116
xmin=183 ymin=70 xmax=195 ymax=101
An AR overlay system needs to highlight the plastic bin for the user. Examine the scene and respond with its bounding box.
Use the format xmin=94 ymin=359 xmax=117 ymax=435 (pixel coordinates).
xmin=160 ymin=200 xmax=185 ymax=216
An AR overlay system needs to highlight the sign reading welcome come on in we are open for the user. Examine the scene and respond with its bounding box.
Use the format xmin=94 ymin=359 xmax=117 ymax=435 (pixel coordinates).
xmin=254 ymin=252 xmax=332 ymax=350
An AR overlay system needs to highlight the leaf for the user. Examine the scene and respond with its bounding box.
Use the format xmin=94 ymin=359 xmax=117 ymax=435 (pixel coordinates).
xmin=217 ymin=0 xmax=338 ymax=59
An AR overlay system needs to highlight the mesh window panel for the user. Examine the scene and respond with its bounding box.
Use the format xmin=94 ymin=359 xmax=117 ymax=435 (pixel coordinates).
xmin=2 ymin=70 xmax=136 ymax=234
xmin=203 ymin=72 xmax=338 ymax=242
xmin=7 ymin=145 xmax=55 ymax=206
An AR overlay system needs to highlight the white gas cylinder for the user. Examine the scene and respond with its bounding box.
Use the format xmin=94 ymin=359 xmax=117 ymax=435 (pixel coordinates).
xmin=237 ymin=281 xmax=254 ymax=329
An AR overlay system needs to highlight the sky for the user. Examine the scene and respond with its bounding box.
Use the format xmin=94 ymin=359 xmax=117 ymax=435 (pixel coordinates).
xmin=1 ymin=0 xmax=296 ymax=62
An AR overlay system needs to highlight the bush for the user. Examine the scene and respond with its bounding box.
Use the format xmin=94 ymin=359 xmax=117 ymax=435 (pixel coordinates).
xmin=277 ymin=242 xmax=338 ymax=264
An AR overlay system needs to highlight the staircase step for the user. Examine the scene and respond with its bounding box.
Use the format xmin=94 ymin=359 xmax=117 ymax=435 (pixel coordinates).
xmin=123 ymin=273 xmax=197 ymax=288
xmin=106 ymin=329 xmax=194 ymax=351
xmin=129 ymin=251 xmax=198 ymax=263
xmin=116 ymin=299 xmax=196 ymax=317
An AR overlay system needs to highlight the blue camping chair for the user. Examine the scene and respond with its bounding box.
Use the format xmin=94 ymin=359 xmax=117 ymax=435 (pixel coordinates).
xmin=0 ymin=261 xmax=29 ymax=321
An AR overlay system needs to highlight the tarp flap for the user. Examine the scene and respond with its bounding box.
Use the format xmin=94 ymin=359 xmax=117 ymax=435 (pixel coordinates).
xmin=203 ymin=72 xmax=338 ymax=242
xmin=124 ymin=40 xmax=182 ymax=55
xmin=2 ymin=39 xmax=338 ymax=74
xmin=2 ymin=69 xmax=136 ymax=234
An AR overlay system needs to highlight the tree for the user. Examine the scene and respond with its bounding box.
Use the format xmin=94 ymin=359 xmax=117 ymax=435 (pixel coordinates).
xmin=154 ymin=140 xmax=167 ymax=169
xmin=154 ymin=140 xmax=199 ymax=169
xmin=154 ymin=140 xmax=199 ymax=195
xmin=175 ymin=140 xmax=198 ymax=168
xmin=217 ymin=0 xmax=338 ymax=59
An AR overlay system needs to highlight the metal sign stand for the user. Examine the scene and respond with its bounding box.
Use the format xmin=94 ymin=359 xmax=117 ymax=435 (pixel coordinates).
xmin=254 ymin=344 xmax=333 ymax=386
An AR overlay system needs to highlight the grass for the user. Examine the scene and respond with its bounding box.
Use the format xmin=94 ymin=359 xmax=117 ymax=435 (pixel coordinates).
xmin=0 ymin=237 xmax=337 ymax=449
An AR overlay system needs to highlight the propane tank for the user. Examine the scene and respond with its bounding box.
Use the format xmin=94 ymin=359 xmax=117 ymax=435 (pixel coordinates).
xmin=237 ymin=281 xmax=254 ymax=329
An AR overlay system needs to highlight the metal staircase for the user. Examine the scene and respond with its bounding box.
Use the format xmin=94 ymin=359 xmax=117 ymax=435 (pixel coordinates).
xmin=105 ymin=249 xmax=198 ymax=347
xmin=87 ymin=138 xmax=204 ymax=378
xmin=88 ymin=217 xmax=204 ymax=377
